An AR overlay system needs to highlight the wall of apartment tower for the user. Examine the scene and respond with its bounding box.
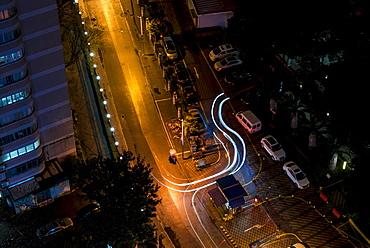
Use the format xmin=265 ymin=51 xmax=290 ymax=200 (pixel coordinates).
xmin=0 ymin=0 xmax=76 ymax=186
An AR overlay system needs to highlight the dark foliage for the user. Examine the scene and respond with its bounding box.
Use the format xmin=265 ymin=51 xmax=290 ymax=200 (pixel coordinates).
xmin=63 ymin=152 xmax=161 ymax=247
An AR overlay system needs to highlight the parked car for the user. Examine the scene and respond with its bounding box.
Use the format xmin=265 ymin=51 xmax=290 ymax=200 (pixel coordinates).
xmin=235 ymin=110 xmax=262 ymax=134
xmin=162 ymin=36 xmax=178 ymax=60
xmin=214 ymin=56 xmax=243 ymax=71
xmin=223 ymin=71 xmax=254 ymax=86
xmin=36 ymin=218 xmax=73 ymax=238
xmin=288 ymin=242 xmax=310 ymax=248
xmin=182 ymin=86 xmax=198 ymax=105
xmin=283 ymin=161 xmax=310 ymax=189
xmin=260 ymin=135 xmax=286 ymax=161
xmin=173 ymin=61 xmax=190 ymax=83
xmin=75 ymin=202 xmax=101 ymax=220
xmin=209 ymin=44 xmax=239 ymax=61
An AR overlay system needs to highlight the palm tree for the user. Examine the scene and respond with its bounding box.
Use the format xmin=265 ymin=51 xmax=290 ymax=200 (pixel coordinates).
xmin=282 ymin=91 xmax=308 ymax=129
xmin=301 ymin=112 xmax=330 ymax=148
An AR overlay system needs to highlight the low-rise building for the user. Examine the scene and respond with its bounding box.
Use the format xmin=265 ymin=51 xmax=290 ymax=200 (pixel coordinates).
xmin=186 ymin=0 xmax=237 ymax=29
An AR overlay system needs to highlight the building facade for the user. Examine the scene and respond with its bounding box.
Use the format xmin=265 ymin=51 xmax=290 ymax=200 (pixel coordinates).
xmin=0 ymin=0 xmax=75 ymax=210
xmin=186 ymin=0 xmax=237 ymax=29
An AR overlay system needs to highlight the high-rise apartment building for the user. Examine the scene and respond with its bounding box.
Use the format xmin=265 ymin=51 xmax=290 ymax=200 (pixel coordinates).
xmin=0 ymin=0 xmax=75 ymax=211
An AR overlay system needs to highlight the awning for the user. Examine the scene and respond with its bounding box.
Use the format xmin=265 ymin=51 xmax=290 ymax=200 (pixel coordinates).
xmin=208 ymin=187 xmax=227 ymax=207
xmin=229 ymin=197 xmax=245 ymax=208
xmin=223 ymin=183 xmax=247 ymax=201
xmin=215 ymin=175 xmax=248 ymax=208
xmin=216 ymin=175 xmax=238 ymax=189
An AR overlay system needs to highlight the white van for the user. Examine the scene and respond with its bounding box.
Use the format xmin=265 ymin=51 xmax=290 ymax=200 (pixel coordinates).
xmin=235 ymin=110 xmax=262 ymax=133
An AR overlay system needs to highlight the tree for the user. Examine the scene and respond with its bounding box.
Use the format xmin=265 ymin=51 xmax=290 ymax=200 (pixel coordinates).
xmin=329 ymin=139 xmax=355 ymax=170
xmin=65 ymin=152 xmax=161 ymax=247
xmin=280 ymin=91 xmax=308 ymax=129
xmin=57 ymin=0 xmax=103 ymax=68
xmin=300 ymin=112 xmax=330 ymax=149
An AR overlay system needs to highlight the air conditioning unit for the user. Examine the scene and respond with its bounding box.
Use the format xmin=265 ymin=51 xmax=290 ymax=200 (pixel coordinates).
xmin=0 ymin=164 xmax=6 ymax=172
xmin=0 ymin=172 xmax=6 ymax=181
xmin=1 ymin=180 xmax=9 ymax=188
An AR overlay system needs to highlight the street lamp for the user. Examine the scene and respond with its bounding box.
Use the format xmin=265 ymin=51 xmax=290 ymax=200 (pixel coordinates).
xmin=130 ymin=14 xmax=143 ymax=36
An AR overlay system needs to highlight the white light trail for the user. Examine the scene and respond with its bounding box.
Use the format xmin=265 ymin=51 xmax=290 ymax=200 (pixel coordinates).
xmin=184 ymin=187 xmax=207 ymax=248
xmin=152 ymin=92 xmax=247 ymax=192
xmin=215 ymin=95 xmax=247 ymax=175
xmin=191 ymin=189 xmax=218 ymax=247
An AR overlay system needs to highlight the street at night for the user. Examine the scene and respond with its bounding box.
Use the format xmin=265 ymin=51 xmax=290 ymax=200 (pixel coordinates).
xmin=1 ymin=0 xmax=370 ymax=247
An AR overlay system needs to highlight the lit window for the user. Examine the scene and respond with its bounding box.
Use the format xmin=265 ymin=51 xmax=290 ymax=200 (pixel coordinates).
xmin=25 ymin=144 xmax=34 ymax=152
xmin=2 ymin=153 xmax=10 ymax=162
xmin=10 ymin=150 xmax=18 ymax=159
xmin=18 ymin=147 xmax=26 ymax=156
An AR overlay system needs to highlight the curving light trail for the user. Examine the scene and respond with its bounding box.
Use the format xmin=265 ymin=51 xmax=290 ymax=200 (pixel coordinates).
xmin=183 ymin=186 xmax=207 ymax=247
xmin=152 ymin=172 xmax=216 ymax=192
xmin=191 ymin=189 xmax=218 ymax=247
xmin=152 ymin=93 xmax=248 ymax=192
xmin=216 ymin=96 xmax=247 ymax=175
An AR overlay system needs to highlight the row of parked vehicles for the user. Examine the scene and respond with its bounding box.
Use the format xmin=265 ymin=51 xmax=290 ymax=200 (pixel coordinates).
xmin=207 ymin=44 xmax=310 ymax=190
xmin=235 ymin=110 xmax=310 ymax=189
xmin=209 ymin=44 xmax=259 ymax=90
xmin=209 ymin=44 xmax=243 ymax=71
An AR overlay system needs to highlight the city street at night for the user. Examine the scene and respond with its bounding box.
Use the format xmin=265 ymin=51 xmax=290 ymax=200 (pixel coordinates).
xmin=1 ymin=0 xmax=370 ymax=247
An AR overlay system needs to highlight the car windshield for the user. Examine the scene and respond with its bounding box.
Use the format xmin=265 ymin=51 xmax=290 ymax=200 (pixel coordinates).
xmin=165 ymin=41 xmax=176 ymax=52
xmin=213 ymin=47 xmax=221 ymax=55
xmin=295 ymin=171 xmax=306 ymax=180
xmin=271 ymin=143 xmax=282 ymax=151
xmin=221 ymin=57 xmax=235 ymax=66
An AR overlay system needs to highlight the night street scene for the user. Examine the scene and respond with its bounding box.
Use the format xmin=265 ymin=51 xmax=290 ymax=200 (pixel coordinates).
xmin=1 ymin=0 xmax=370 ymax=247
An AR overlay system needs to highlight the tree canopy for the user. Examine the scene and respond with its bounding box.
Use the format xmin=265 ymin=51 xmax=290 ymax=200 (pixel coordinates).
xmin=63 ymin=152 xmax=161 ymax=247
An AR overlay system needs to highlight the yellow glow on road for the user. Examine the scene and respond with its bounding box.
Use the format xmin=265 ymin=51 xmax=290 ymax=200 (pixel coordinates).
xmin=99 ymin=0 xmax=147 ymax=122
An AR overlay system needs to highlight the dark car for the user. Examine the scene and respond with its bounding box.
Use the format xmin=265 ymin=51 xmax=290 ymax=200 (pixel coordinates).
xmin=182 ymin=86 xmax=199 ymax=105
xmin=75 ymin=202 xmax=101 ymax=220
xmin=224 ymin=71 xmax=254 ymax=86
xmin=37 ymin=218 xmax=73 ymax=238
xmin=173 ymin=62 xmax=190 ymax=83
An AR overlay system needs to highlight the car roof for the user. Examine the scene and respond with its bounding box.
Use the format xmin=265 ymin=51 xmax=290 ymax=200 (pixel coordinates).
xmin=224 ymin=56 xmax=238 ymax=62
xmin=288 ymin=163 xmax=301 ymax=173
xmin=264 ymin=135 xmax=278 ymax=145
xmin=220 ymin=44 xmax=233 ymax=50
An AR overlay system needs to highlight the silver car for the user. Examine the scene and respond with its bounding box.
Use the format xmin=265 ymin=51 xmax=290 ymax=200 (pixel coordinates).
xmin=162 ymin=36 xmax=178 ymax=60
xmin=214 ymin=56 xmax=243 ymax=71
xmin=283 ymin=161 xmax=310 ymax=189
xmin=260 ymin=135 xmax=286 ymax=161
xmin=209 ymin=44 xmax=239 ymax=61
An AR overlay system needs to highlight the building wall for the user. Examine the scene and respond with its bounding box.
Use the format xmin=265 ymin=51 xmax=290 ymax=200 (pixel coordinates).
xmin=186 ymin=0 xmax=234 ymax=29
xmin=0 ymin=0 xmax=75 ymax=188
xmin=197 ymin=11 xmax=233 ymax=29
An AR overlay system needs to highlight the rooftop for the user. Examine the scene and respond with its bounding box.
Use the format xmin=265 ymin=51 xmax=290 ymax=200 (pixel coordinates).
xmin=193 ymin=0 xmax=237 ymax=14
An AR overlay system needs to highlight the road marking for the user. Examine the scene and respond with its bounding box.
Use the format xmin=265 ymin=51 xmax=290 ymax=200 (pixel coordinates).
xmin=244 ymin=224 xmax=265 ymax=232
xmin=155 ymin=97 xmax=171 ymax=102
xmin=194 ymin=67 xmax=199 ymax=78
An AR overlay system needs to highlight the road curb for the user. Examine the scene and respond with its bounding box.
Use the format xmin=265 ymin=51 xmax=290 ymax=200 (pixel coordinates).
xmin=220 ymin=226 xmax=238 ymax=248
